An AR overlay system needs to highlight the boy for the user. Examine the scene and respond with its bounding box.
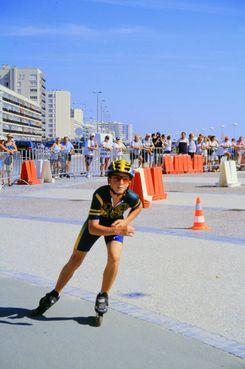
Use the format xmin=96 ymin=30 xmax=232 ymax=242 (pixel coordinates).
xmin=31 ymin=160 xmax=142 ymax=317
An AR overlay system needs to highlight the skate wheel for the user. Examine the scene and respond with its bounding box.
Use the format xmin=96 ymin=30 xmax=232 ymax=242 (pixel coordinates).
xmin=95 ymin=313 xmax=103 ymax=327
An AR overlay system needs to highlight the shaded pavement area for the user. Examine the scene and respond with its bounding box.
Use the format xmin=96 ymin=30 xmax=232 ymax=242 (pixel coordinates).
xmin=1 ymin=276 xmax=244 ymax=369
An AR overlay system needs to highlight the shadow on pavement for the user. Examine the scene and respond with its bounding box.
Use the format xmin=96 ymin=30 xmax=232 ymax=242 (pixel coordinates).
xmin=0 ymin=307 xmax=98 ymax=327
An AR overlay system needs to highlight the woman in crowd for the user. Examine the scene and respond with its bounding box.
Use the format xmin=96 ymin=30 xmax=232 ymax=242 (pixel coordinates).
xmin=196 ymin=135 xmax=204 ymax=155
xmin=142 ymin=133 xmax=154 ymax=166
xmin=188 ymin=133 xmax=196 ymax=158
xmin=61 ymin=136 xmax=74 ymax=178
xmin=201 ymin=136 xmax=210 ymax=169
xmin=113 ymin=137 xmax=126 ymax=161
xmin=50 ymin=137 xmax=63 ymax=178
xmin=209 ymin=136 xmax=219 ymax=170
xmin=164 ymin=135 xmax=172 ymax=154
xmin=236 ymin=136 xmax=245 ymax=169
xmin=4 ymin=134 xmax=17 ymax=186
xmin=130 ymin=134 xmax=143 ymax=168
xmin=0 ymin=136 xmax=12 ymax=187
xmin=100 ymin=135 xmax=113 ymax=177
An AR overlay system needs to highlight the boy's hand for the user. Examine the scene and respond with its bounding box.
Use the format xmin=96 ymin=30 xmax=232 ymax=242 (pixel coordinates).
xmin=112 ymin=224 xmax=135 ymax=237
xmin=112 ymin=219 xmax=128 ymax=228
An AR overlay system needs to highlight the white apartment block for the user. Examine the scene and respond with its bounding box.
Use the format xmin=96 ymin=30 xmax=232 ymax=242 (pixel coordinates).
xmin=0 ymin=64 xmax=46 ymax=135
xmin=46 ymin=90 xmax=71 ymax=139
xmin=0 ymin=84 xmax=42 ymax=140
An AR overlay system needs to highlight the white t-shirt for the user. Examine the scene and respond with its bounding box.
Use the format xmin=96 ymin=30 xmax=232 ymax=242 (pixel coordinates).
xmin=100 ymin=141 xmax=112 ymax=158
xmin=84 ymin=139 xmax=97 ymax=156
xmin=188 ymin=140 xmax=196 ymax=153
xmin=131 ymin=140 xmax=142 ymax=155
xmin=216 ymin=140 xmax=231 ymax=156
xmin=113 ymin=142 xmax=125 ymax=159
xmin=164 ymin=139 xmax=172 ymax=152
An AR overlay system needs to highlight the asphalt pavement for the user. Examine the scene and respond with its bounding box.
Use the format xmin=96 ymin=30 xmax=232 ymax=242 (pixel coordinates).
xmin=0 ymin=172 xmax=244 ymax=368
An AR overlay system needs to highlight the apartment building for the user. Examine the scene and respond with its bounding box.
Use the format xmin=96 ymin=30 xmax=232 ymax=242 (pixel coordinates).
xmin=0 ymin=64 xmax=46 ymax=135
xmin=46 ymin=90 xmax=71 ymax=138
xmin=0 ymin=84 xmax=42 ymax=140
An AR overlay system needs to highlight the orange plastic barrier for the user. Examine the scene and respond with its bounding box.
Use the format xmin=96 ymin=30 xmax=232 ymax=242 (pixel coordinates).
xmin=143 ymin=167 xmax=155 ymax=198
xmin=193 ymin=155 xmax=203 ymax=173
xmin=18 ymin=160 xmax=41 ymax=185
xmin=191 ymin=196 xmax=209 ymax=230
xmin=187 ymin=155 xmax=194 ymax=173
xmin=150 ymin=167 xmax=167 ymax=200
xmin=182 ymin=155 xmax=189 ymax=173
xmin=163 ymin=155 xmax=175 ymax=174
xmin=129 ymin=171 xmax=151 ymax=208
xmin=173 ymin=155 xmax=184 ymax=174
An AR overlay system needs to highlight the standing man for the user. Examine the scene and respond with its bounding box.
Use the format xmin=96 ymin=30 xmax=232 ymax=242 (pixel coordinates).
xmin=130 ymin=134 xmax=143 ymax=167
xmin=177 ymin=132 xmax=189 ymax=154
xmin=84 ymin=133 xmax=98 ymax=178
xmin=61 ymin=136 xmax=74 ymax=178
xmin=100 ymin=135 xmax=113 ymax=176
xmin=31 ymin=160 xmax=142 ymax=318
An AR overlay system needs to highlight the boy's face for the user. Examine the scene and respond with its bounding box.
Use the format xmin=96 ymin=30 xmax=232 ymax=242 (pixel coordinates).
xmin=109 ymin=174 xmax=131 ymax=194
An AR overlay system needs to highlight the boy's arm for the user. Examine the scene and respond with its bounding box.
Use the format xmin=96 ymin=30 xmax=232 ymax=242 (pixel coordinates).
xmin=88 ymin=219 xmax=135 ymax=237
xmin=112 ymin=204 xmax=142 ymax=227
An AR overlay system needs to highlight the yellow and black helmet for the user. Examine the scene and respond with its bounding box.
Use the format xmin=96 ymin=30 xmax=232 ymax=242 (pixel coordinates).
xmin=107 ymin=159 xmax=134 ymax=179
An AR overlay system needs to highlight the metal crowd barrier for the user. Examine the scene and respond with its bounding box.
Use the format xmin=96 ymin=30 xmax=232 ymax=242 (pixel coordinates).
xmin=1 ymin=147 xmax=244 ymax=186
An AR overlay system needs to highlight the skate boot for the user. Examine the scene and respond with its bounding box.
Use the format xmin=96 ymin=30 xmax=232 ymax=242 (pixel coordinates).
xmin=30 ymin=290 xmax=59 ymax=317
xmin=94 ymin=292 xmax=108 ymax=326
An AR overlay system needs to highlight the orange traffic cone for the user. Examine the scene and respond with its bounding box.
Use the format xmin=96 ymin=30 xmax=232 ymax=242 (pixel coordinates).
xmin=191 ymin=197 xmax=209 ymax=230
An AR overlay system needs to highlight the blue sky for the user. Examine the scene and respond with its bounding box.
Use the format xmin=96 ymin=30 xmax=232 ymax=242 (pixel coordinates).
xmin=1 ymin=0 xmax=245 ymax=138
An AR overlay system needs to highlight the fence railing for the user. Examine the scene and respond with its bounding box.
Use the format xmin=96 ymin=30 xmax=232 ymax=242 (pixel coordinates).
xmin=1 ymin=147 xmax=244 ymax=185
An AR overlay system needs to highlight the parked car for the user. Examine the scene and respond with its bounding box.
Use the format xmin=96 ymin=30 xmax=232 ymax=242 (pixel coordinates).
xmin=15 ymin=140 xmax=41 ymax=151
xmin=15 ymin=140 xmax=41 ymax=159
xmin=43 ymin=140 xmax=55 ymax=148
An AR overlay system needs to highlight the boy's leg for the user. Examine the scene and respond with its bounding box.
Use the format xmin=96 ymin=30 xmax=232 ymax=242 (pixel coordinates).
xmin=101 ymin=241 xmax=123 ymax=293
xmin=55 ymin=250 xmax=87 ymax=293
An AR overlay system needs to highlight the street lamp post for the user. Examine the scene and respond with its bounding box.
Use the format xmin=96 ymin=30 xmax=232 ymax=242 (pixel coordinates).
xmin=219 ymin=124 xmax=225 ymax=140
xmin=232 ymin=123 xmax=238 ymax=138
xmin=93 ymin=91 xmax=102 ymax=132
xmin=100 ymin=99 xmax=106 ymax=123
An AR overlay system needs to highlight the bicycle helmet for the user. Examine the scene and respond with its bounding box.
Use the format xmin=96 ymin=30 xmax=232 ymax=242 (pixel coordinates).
xmin=107 ymin=159 xmax=134 ymax=179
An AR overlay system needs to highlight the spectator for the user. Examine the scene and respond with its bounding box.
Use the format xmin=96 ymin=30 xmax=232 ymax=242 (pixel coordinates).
xmin=4 ymin=134 xmax=17 ymax=186
xmin=100 ymin=135 xmax=113 ymax=176
xmin=236 ymin=136 xmax=245 ymax=168
xmin=177 ymin=132 xmax=189 ymax=154
xmin=142 ymin=133 xmax=154 ymax=166
xmin=196 ymin=136 xmax=204 ymax=155
xmin=188 ymin=133 xmax=196 ymax=158
xmin=84 ymin=133 xmax=98 ymax=178
xmin=201 ymin=136 xmax=210 ymax=169
xmin=216 ymin=136 xmax=231 ymax=162
xmin=0 ymin=136 xmax=11 ymax=187
xmin=61 ymin=136 xmax=74 ymax=178
xmin=130 ymin=134 xmax=143 ymax=167
xmin=164 ymin=135 xmax=172 ymax=154
xmin=230 ymin=138 xmax=237 ymax=160
xmin=152 ymin=132 xmax=163 ymax=165
xmin=50 ymin=138 xmax=63 ymax=178
xmin=209 ymin=135 xmax=219 ymax=170
xmin=113 ymin=137 xmax=126 ymax=160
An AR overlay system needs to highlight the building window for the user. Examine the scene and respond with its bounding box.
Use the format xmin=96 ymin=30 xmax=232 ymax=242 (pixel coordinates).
xmin=30 ymin=88 xmax=37 ymax=92
xmin=29 ymin=74 xmax=37 ymax=81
